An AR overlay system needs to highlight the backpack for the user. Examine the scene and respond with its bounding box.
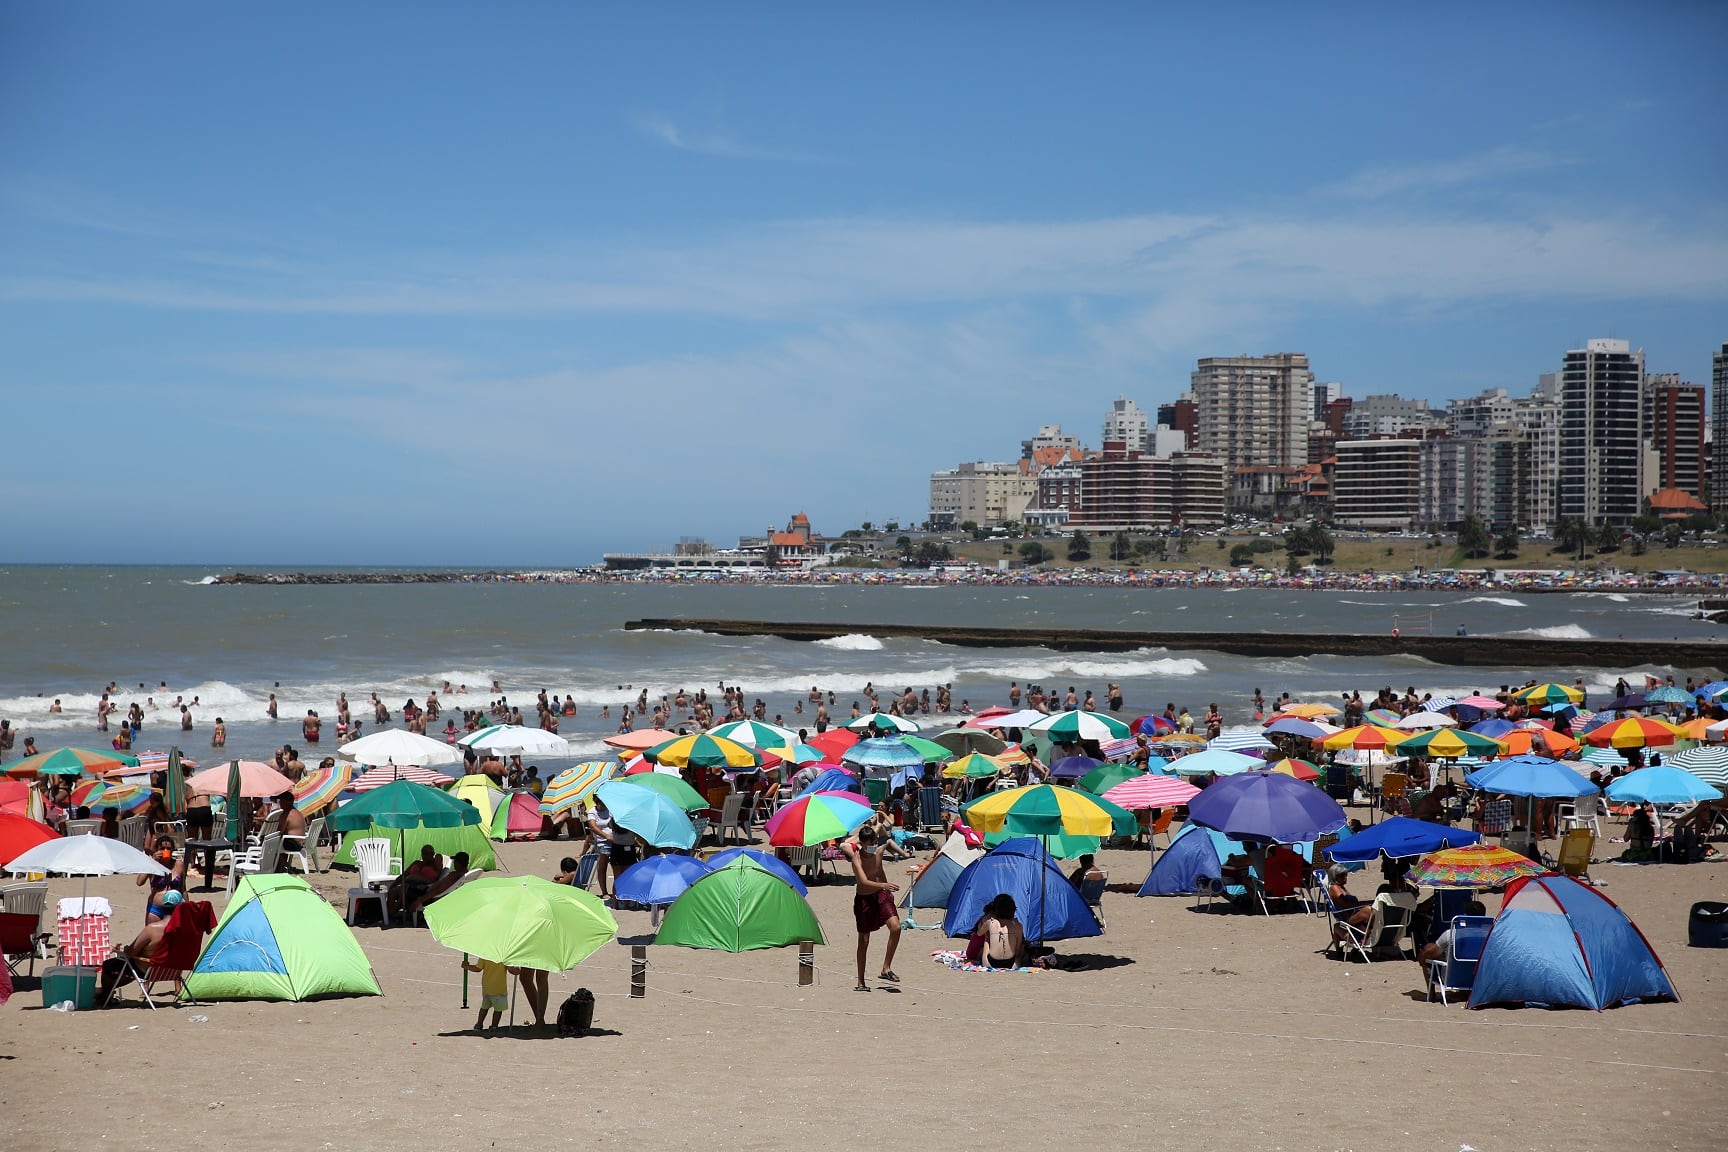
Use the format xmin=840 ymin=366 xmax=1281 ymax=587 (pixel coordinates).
xmin=556 ymin=988 xmax=594 ymax=1036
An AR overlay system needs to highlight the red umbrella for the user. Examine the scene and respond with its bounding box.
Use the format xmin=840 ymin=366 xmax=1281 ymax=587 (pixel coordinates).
xmin=807 ymin=728 xmax=859 ymax=760
xmin=0 ymin=812 xmax=60 ymax=868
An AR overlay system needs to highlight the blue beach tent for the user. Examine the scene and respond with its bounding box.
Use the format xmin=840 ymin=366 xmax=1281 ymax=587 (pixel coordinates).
xmin=1137 ymin=822 xmax=1240 ymax=896
xmin=941 ymin=837 xmax=1101 ymax=942
xmin=1469 ymin=875 xmax=1678 ymax=1011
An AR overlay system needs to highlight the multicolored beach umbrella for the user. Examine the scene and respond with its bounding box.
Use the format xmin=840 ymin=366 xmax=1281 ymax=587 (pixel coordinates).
xmin=1265 ymin=758 xmax=1322 ymax=782
xmin=941 ymin=752 xmax=1008 ymax=779
xmin=645 ymin=732 xmax=762 ymax=770
xmin=764 ymin=791 xmax=873 ymax=847
xmin=1364 ymin=708 xmax=1401 ymax=727
xmin=1582 ymin=716 xmax=1682 ymax=750
xmin=1405 ymin=844 xmax=1549 ymax=890
xmin=1078 ymin=760 xmax=1152 ymax=796
xmin=291 ymin=761 xmax=353 ymax=814
xmin=539 ymin=761 xmax=615 ymax=816
xmin=1272 ymin=703 xmax=1342 ymax=719
xmin=347 ymin=763 xmax=455 ymax=791
xmin=963 ymin=783 xmax=1136 ymax=839
xmin=1392 ymin=728 xmax=1505 ymax=759
xmin=1513 ymin=683 xmax=1584 ymax=707
xmin=1320 ymin=724 xmax=1406 ymax=752
xmin=763 ymin=742 xmax=826 ymax=766
xmin=3 ymin=746 xmax=138 ymax=779
xmin=70 ymin=779 xmax=153 ymax=813
xmin=1027 ymin=709 xmax=1133 ymax=744
xmin=708 ymin=720 xmax=801 ymax=749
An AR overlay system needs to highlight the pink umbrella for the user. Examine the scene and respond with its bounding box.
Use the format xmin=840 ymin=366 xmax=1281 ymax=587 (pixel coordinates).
xmin=1103 ymin=774 xmax=1201 ymax=809
xmin=1456 ymin=696 xmax=1505 ymax=710
xmin=186 ymin=761 xmax=296 ymax=798
xmin=348 ymin=763 xmax=455 ymax=792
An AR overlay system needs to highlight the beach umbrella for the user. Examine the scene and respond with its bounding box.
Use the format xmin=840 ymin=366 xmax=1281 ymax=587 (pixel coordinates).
xmin=1168 ymin=747 xmax=1263 ymax=777
xmin=707 ymin=720 xmax=801 ymax=748
xmin=1499 ymin=728 xmax=1580 ymax=758
xmin=1027 ymin=709 xmax=1132 ymax=744
xmin=941 ymin=754 xmax=1007 ymax=781
xmin=457 ymin=725 xmax=572 ymax=756
xmin=6 ymin=834 xmax=168 ymax=993
xmin=1644 ymin=687 xmax=1692 ymax=707
xmin=645 ymin=732 xmax=761 ymax=771
xmin=539 ymin=762 xmax=616 ymax=816
xmin=330 ymin=778 xmax=482 ymax=832
xmin=1264 ymin=717 xmax=1329 ymax=740
xmin=1605 ymin=766 xmax=1723 ymax=806
xmin=593 ymin=781 xmax=696 ymax=850
xmin=1266 ymin=758 xmax=1322 ymax=782
xmin=1209 ymin=731 xmax=1278 ymax=752
xmin=764 ymin=791 xmax=873 ymax=846
xmin=610 ymin=773 xmax=708 ymax=813
xmin=1579 ymin=746 xmax=1628 ymax=768
xmin=1669 ymin=744 xmax=1728 ymax=791
xmin=1321 ymin=725 xmax=1405 ymax=752
xmin=613 ymin=854 xmax=713 ymax=908
xmin=1186 ymin=770 xmax=1347 ymax=845
xmin=1582 ymin=717 xmax=1681 ymax=750
xmin=1406 ymin=844 xmax=1548 ymax=890
xmin=966 ymin=709 xmax=1044 ymax=731
xmin=656 ymin=857 xmax=826 ymax=952
xmin=338 ymin=728 xmax=463 ymax=767
xmin=72 ymin=781 xmax=152 ymax=813
xmin=223 ymin=759 xmax=244 ymax=843
xmin=1365 ymin=708 xmax=1401 ymax=726
xmin=899 ymin=736 xmax=953 ymax=763
xmin=1425 ymin=695 xmax=1460 ymax=710
xmin=1464 ymin=755 xmax=1597 ymax=798
xmin=1275 ymin=703 xmax=1342 ymax=719
xmin=844 ymin=712 xmax=922 ymax=735
xmin=1048 ymin=755 xmax=1103 ymax=781
xmin=841 ymin=736 xmax=925 ymax=774
xmin=796 ymin=767 xmax=864 ymax=797
xmin=425 ymin=875 xmax=617 ymax=972
xmin=602 ymin=728 xmax=679 ymax=752
xmin=1101 ymin=773 xmax=1200 ymax=810
xmin=931 ymin=728 xmax=1008 ymax=757
xmin=1323 ymin=816 xmax=1480 ymax=862
xmin=1468 ymin=718 xmax=1517 ymax=738
xmin=1601 ymin=693 xmax=1649 ymax=712
xmin=763 ymin=742 xmax=826 ymax=766
xmin=348 ymin=763 xmax=456 ymax=791
xmin=1673 ymin=717 xmax=1718 ymax=742
xmin=805 ymin=727 xmax=860 ymax=758
xmin=1513 ymin=683 xmax=1583 ymax=707
xmin=1455 ymin=695 xmax=1507 ymax=711
xmin=962 ymin=784 xmax=1135 ymax=840
xmin=704 ymin=846 xmax=808 ymax=896
xmin=1541 ymin=702 xmax=1582 ymax=718
xmin=1078 ymin=760 xmax=1157 ymax=796
xmin=1396 ymin=711 xmax=1458 ymax=730
xmin=994 ymin=743 xmax=1034 ymax=764
xmin=1392 ymin=728 xmax=1505 ymax=759
xmin=1135 ymin=715 xmax=1176 ymax=736
xmin=1697 ymin=680 xmax=1728 ymax=702
xmin=187 ymin=760 xmax=296 ymax=799
xmin=291 ymin=761 xmax=353 ymax=814
xmin=163 ymin=747 xmax=186 ymax=817
xmin=0 ymin=812 xmax=59 ymax=868
xmin=3 ymin=746 xmax=137 ymax=779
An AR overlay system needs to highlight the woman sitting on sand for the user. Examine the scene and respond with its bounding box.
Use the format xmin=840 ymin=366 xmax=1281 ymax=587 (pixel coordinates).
xmin=968 ymin=895 xmax=1026 ymax=969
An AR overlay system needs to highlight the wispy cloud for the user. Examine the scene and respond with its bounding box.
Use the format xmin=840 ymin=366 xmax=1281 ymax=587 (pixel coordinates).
xmin=1322 ymin=145 xmax=1572 ymax=199
xmin=628 ymin=110 xmax=831 ymax=163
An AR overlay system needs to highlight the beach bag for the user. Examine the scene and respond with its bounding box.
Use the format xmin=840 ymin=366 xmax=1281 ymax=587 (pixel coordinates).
xmin=556 ymin=988 xmax=595 ymax=1035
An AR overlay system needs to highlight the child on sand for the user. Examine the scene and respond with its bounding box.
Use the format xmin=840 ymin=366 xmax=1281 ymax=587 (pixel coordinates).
xmin=462 ymin=956 xmax=509 ymax=1031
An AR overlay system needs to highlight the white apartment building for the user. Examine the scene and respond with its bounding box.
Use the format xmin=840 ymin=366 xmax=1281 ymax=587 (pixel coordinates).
xmin=1020 ymin=424 xmax=1085 ymax=461
xmin=1191 ymin=353 xmax=1314 ymax=471
xmin=1101 ymin=398 xmax=1151 ymax=453
xmin=1341 ymin=394 xmax=1441 ymax=440
xmin=928 ymin=462 xmax=1037 ymax=529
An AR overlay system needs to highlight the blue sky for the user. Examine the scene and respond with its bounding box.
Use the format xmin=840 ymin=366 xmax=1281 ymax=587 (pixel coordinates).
xmin=2 ymin=2 xmax=1725 ymax=564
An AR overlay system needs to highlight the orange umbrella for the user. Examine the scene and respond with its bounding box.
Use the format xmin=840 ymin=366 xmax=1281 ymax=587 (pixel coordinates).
xmin=1582 ymin=717 xmax=1682 ymax=749
xmin=602 ymin=729 xmax=679 ymax=752
xmin=1500 ymin=728 xmax=1580 ymax=757
xmin=1674 ymin=717 xmax=1717 ymax=741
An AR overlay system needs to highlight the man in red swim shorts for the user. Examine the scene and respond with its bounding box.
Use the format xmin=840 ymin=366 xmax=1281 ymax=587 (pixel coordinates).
xmin=845 ymin=823 xmax=902 ymax=993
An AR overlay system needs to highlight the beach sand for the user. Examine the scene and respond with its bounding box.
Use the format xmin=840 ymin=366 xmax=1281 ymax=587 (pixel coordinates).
xmin=3 ymin=836 xmax=1724 ymax=1151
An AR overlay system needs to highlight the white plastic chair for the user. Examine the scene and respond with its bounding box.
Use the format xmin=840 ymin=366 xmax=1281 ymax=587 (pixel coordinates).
xmin=281 ymin=816 xmax=326 ymax=873
xmin=718 ymin=794 xmax=747 ymax=845
xmin=1558 ymin=794 xmax=1603 ymax=838
xmin=353 ymin=838 xmax=400 ymax=890
xmin=118 ymin=816 xmax=150 ymax=851
xmin=227 ymin=834 xmax=282 ymax=895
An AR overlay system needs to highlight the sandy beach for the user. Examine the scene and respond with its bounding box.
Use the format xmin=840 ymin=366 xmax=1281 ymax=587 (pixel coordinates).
xmin=4 ymin=829 xmax=1724 ymax=1152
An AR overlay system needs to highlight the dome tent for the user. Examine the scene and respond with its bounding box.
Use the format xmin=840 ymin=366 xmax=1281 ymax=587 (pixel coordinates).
xmin=183 ymin=874 xmax=380 ymax=1002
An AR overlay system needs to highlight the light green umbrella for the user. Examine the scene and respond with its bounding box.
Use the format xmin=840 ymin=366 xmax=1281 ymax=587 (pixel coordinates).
xmin=610 ymin=773 xmax=707 ymax=813
xmin=901 ymin=736 xmax=955 ymax=764
xmin=425 ymin=875 xmax=618 ymax=971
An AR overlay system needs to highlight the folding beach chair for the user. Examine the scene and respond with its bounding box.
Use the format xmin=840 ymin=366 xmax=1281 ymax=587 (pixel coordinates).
xmin=1077 ymin=871 xmax=1107 ymax=929
xmin=917 ymin=786 xmax=944 ymax=832
xmin=1555 ymin=829 xmax=1594 ymax=882
xmin=1476 ymin=799 xmax=1512 ymax=837
xmin=103 ymin=899 xmax=216 ymax=1010
xmin=1426 ymin=915 xmax=1494 ymax=1005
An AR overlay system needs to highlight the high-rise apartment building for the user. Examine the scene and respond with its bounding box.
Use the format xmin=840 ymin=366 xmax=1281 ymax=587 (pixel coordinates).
xmin=1341 ymin=395 xmax=1441 ymax=440
xmin=928 ymin=462 xmax=1037 ymax=529
xmin=1156 ymin=395 xmax=1199 ymax=449
xmin=1644 ymin=373 xmax=1706 ymax=501
xmin=1333 ymin=439 xmax=1422 ymax=529
xmin=1712 ymin=343 xmax=1728 ymax=513
xmin=1191 ymin=353 xmax=1314 ymax=471
xmin=1558 ymin=338 xmax=1645 ymax=525
xmin=1102 ymin=398 xmax=1151 ymax=454
xmin=1020 ymin=424 xmax=1085 ymax=462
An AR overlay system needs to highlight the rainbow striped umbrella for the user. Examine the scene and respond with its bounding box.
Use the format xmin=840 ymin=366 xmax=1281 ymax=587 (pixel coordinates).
xmin=348 ymin=763 xmax=456 ymax=792
xmin=291 ymin=761 xmax=353 ymax=814
xmin=941 ymin=752 xmax=1007 ymax=779
xmin=764 ymin=791 xmax=873 ymax=846
xmin=1365 ymin=708 xmax=1401 ymax=726
xmin=3 ymin=746 xmax=138 ymax=779
xmin=540 ymin=761 xmax=616 ymax=816
xmin=1321 ymin=724 xmax=1406 ymax=752
xmin=71 ymin=780 xmax=152 ymax=813
xmin=1391 ymin=728 xmax=1505 ymax=759
xmin=1266 ymin=757 xmax=1322 ymax=781
xmin=763 ymin=743 xmax=826 ymax=766
xmin=1405 ymin=844 xmax=1549 ymax=890
xmin=645 ymin=732 xmax=762 ymax=770
xmin=1582 ymin=716 xmax=1682 ymax=750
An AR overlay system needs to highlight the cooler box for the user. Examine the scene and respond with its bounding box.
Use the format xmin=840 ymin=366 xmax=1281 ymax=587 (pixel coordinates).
xmin=41 ymin=966 xmax=99 ymax=1010
xmin=1689 ymin=901 xmax=1728 ymax=948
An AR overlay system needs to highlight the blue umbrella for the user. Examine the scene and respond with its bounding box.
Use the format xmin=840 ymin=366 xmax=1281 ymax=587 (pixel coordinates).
xmin=1048 ymin=755 xmax=1102 ymax=781
xmin=841 ymin=736 xmax=926 ymax=772
xmin=704 ymin=847 xmax=809 ymax=896
xmin=1541 ymin=702 xmax=1580 ymax=718
xmin=1643 ymin=687 xmax=1691 ymax=706
xmin=613 ymin=854 xmax=713 ymax=907
xmin=1604 ymin=765 xmax=1724 ymax=805
xmin=1170 ymin=748 xmax=1263 ymax=777
xmin=595 ymin=781 xmax=697 ymax=849
xmin=1695 ymin=680 xmax=1728 ymax=702
xmin=1187 ymin=770 xmax=1347 ymax=844
xmin=1265 ymin=717 xmax=1328 ymax=739
xmin=1464 ymin=755 xmax=1597 ymax=798
xmin=888 ymin=766 xmax=925 ymax=790
xmin=1468 ymin=718 xmax=1516 ymax=738
xmin=1323 ymin=816 xmax=1480 ymax=863
xmin=797 ymin=767 xmax=864 ymax=797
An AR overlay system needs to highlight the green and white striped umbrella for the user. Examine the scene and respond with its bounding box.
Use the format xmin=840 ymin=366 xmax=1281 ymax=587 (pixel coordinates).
xmin=1669 ymin=744 xmax=1728 ymax=791
xmin=708 ymin=720 xmax=802 ymax=749
xmin=1580 ymin=746 xmax=1628 ymax=767
xmin=843 ymin=712 xmax=921 ymax=735
xmin=1027 ymin=709 xmax=1132 ymax=744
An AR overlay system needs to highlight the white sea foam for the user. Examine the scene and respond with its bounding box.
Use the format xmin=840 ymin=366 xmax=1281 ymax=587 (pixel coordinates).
xmin=1502 ymin=624 xmax=1592 ymax=640
xmin=1569 ymin=592 xmax=1629 ymax=602
xmin=1459 ymin=596 xmax=1527 ymax=608
xmin=814 ymin=634 xmax=885 ymax=651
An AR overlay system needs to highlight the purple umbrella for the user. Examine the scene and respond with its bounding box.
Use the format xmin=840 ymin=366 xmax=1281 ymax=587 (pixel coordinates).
xmin=1187 ymin=770 xmax=1347 ymax=844
xmin=1468 ymin=718 xmax=1516 ymax=738
xmin=1048 ymin=755 xmax=1102 ymax=781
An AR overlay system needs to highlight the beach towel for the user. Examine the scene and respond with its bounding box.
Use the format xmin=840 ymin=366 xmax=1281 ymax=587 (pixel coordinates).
xmin=931 ymin=949 xmax=1043 ymax=974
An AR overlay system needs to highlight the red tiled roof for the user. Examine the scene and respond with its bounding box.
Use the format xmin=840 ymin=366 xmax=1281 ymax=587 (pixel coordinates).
xmin=1648 ymin=488 xmax=1707 ymax=513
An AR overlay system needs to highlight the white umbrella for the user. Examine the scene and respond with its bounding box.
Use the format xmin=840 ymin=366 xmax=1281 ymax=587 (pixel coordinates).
xmin=457 ymin=724 xmax=572 ymax=756
xmin=965 ymin=709 xmax=1049 ymax=730
xmin=339 ymin=728 xmax=463 ymax=767
xmin=6 ymin=835 xmax=168 ymax=878
xmin=1209 ymin=731 xmax=1278 ymax=752
xmin=1396 ymin=711 xmax=1459 ymax=730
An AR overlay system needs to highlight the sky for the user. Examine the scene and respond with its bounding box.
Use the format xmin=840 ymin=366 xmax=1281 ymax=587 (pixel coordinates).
xmin=2 ymin=2 xmax=1725 ymax=564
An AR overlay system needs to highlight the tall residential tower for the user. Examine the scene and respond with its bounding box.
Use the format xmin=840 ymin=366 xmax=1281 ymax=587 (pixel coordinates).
xmin=1190 ymin=353 xmax=1314 ymax=471
xmin=1557 ymin=338 xmax=1645 ymax=525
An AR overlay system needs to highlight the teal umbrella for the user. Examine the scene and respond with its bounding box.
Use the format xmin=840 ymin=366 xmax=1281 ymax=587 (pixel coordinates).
xmin=223 ymin=759 xmax=243 ymax=843
xmin=595 ymin=780 xmax=697 ymax=849
xmin=328 ymin=779 xmax=481 ymax=832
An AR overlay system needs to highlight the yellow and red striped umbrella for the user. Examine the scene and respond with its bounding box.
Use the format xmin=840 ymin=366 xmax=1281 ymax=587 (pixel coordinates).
xmin=1582 ymin=717 xmax=1682 ymax=750
xmin=1321 ymin=725 xmax=1406 ymax=752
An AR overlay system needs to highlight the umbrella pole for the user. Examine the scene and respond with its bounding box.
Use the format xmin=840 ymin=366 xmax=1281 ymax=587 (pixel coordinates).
xmin=461 ymin=953 xmax=469 ymax=1010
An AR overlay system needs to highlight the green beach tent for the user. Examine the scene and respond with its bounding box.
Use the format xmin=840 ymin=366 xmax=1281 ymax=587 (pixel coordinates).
xmin=655 ymin=856 xmax=825 ymax=952
xmin=332 ymin=820 xmax=498 ymax=871
xmin=183 ymin=874 xmax=381 ymax=1002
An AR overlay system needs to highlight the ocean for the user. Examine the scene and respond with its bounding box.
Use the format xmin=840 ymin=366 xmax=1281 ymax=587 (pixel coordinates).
xmin=0 ymin=566 xmax=1715 ymax=764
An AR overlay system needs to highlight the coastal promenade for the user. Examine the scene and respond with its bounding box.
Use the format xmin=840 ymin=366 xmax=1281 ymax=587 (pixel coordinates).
xmin=626 ymin=617 xmax=1728 ymax=671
